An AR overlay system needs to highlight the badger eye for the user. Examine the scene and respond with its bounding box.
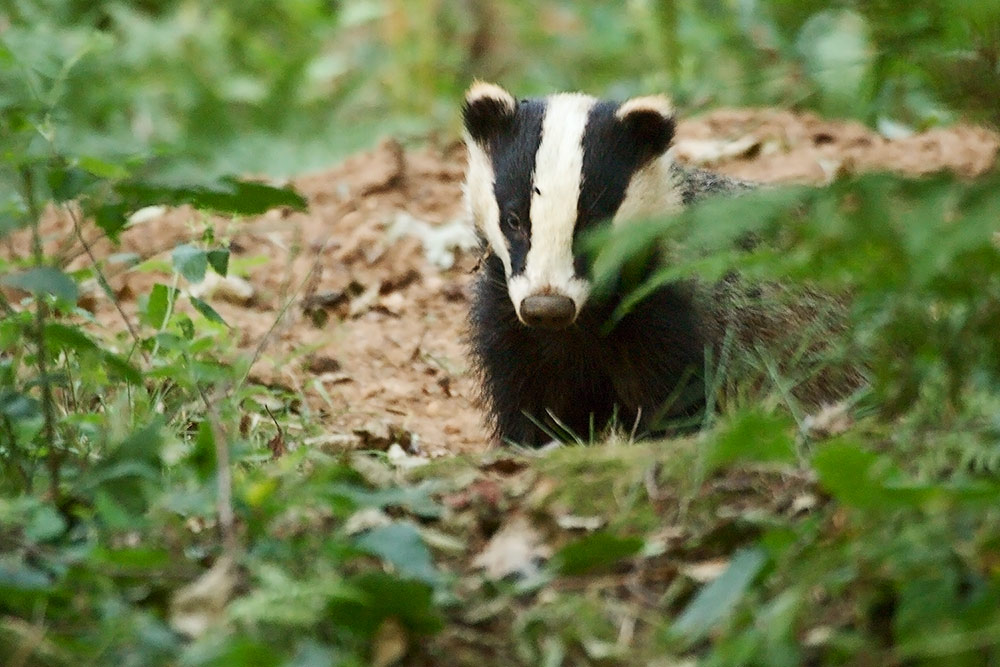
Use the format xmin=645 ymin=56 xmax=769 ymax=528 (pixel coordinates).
xmin=503 ymin=212 xmax=523 ymax=232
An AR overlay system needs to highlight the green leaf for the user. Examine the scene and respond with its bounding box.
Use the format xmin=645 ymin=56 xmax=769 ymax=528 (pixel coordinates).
xmin=42 ymin=323 xmax=141 ymax=383
xmin=796 ymin=10 xmax=874 ymax=115
xmin=191 ymin=420 xmax=217 ymax=480
xmin=353 ymin=521 xmax=440 ymax=584
xmin=145 ymin=283 xmax=176 ymax=329
xmin=83 ymin=423 xmax=163 ymax=516
xmin=0 ymin=210 xmax=29 ymax=237
xmin=672 ymin=548 xmax=767 ymax=643
xmin=705 ymin=410 xmax=797 ymax=472
xmin=193 ymin=639 xmax=282 ymax=666
xmin=176 ymin=313 xmax=195 ymax=340
xmin=329 ymin=483 xmax=442 ymax=519
xmin=552 ymin=532 xmax=644 ymax=576
xmin=0 ymin=557 xmax=50 ymax=592
xmin=172 ymin=244 xmax=207 ymax=283
xmin=2 ymin=266 xmax=77 ymax=302
xmin=288 ymin=641 xmax=339 ymax=667
xmin=101 ymin=350 xmax=142 ymax=384
xmin=114 ymin=177 xmax=307 ymax=216
xmin=329 ymin=572 xmax=443 ymax=636
xmin=218 ymin=177 xmax=308 ymax=214
xmin=207 ymin=248 xmax=230 ymax=276
xmin=93 ymin=546 xmax=171 ymax=570
xmin=115 ymin=421 xmax=163 ymax=465
xmin=93 ymin=202 xmax=130 ymax=240
xmin=24 ymin=505 xmax=66 ymax=542
xmin=812 ymin=441 xmax=902 ymax=509
xmin=813 ymin=440 xmax=1000 ymax=510
xmin=230 ymin=565 xmax=361 ymax=628
xmin=190 ymin=296 xmax=228 ymax=326
xmin=0 ymin=390 xmax=39 ymax=421
xmin=93 ymin=489 xmax=136 ymax=529
xmin=46 ymin=164 xmax=97 ymax=202
xmin=78 ymin=155 xmax=129 ymax=180
xmin=44 ymin=322 xmax=98 ymax=353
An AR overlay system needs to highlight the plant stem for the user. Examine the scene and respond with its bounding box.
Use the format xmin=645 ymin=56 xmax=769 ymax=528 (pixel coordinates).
xmin=66 ymin=204 xmax=147 ymax=360
xmin=19 ymin=167 xmax=62 ymax=504
xmin=654 ymin=0 xmax=681 ymax=86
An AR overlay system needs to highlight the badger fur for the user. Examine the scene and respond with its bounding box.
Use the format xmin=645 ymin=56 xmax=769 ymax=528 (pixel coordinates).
xmin=462 ymin=82 xmax=854 ymax=447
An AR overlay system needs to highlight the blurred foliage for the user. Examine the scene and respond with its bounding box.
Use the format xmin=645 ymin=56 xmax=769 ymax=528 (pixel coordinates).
xmin=2 ymin=0 xmax=1000 ymax=664
xmin=0 ymin=12 xmax=448 ymax=660
xmin=2 ymin=0 xmax=998 ymax=178
xmin=591 ymin=170 xmax=1000 ymax=420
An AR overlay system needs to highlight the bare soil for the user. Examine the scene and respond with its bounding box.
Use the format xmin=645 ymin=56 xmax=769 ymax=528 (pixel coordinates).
xmin=14 ymin=109 xmax=999 ymax=455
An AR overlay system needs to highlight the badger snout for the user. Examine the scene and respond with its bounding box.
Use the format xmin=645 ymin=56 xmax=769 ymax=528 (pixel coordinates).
xmin=520 ymin=294 xmax=576 ymax=329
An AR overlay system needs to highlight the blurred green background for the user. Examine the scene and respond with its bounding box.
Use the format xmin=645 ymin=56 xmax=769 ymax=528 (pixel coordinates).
xmin=3 ymin=0 xmax=998 ymax=178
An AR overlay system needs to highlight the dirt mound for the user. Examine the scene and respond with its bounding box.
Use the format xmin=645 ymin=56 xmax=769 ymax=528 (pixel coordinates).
xmin=14 ymin=110 xmax=999 ymax=454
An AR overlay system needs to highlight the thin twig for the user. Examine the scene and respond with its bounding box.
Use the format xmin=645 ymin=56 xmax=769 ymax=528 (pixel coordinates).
xmin=211 ymin=416 xmax=236 ymax=555
xmin=204 ymin=205 xmax=330 ymax=553
xmin=20 ymin=167 xmax=61 ymax=504
xmin=234 ymin=230 xmax=329 ymax=393
xmin=64 ymin=204 xmax=147 ymax=361
xmin=190 ymin=366 xmax=237 ymax=556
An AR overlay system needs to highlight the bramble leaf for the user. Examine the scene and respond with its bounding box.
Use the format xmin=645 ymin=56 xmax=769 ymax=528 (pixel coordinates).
xmin=2 ymin=267 xmax=77 ymax=303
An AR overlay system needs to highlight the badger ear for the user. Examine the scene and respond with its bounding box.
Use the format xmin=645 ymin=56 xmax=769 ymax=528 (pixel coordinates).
xmin=616 ymin=94 xmax=676 ymax=159
xmin=463 ymin=81 xmax=517 ymax=145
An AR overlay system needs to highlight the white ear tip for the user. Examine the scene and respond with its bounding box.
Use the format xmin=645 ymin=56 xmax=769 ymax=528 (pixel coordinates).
xmin=616 ymin=95 xmax=675 ymax=120
xmin=466 ymin=81 xmax=517 ymax=113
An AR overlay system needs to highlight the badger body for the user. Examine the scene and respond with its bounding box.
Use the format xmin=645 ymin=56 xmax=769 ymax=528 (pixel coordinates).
xmin=462 ymin=83 xmax=778 ymax=447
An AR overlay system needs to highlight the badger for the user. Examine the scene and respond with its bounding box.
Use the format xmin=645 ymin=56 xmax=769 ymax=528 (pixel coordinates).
xmin=462 ymin=82 xmax=853 ymax=448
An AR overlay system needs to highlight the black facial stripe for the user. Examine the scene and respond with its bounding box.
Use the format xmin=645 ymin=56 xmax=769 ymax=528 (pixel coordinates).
xmin=577 ymin=101 xmax=644 ymax=231
xmin=574 ymin=100 xmax=675 ymax=279
xmin=490 ymin=98 xmax=546 ymax=277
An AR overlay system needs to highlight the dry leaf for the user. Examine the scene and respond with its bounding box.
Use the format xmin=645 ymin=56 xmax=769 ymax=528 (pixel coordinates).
xmin=790 ymin=493 xmax=819 ymax=515
xmin=555 ymin=514 xmax=605 ymax=531
xmin=804 ymin=625 xmax=834 ymax=646
xmin=443 ymin=477 xmax=503 ymax=511
xmin=386 ymin=212 xmax=478 ymax=270
xmin=169 ymin=556 xmax=237 ymax=638
xmin=386 ymin=443 xmax=429 ymax=469
xmin=353 ymin=420 xmax=413 ymax=451
xmin=267 ymin=432 xmax=287 ymax=460
xmin=379 ymin=291 xmax=407 ymax=315
xmin=674 ymin=135 xmax=761 ymax=165
xmin=188 ymin=272 xmax=255 ymax=305
xmin=127 ymin=205 xmax=167 ymax=226
xmin=803 ymin=402 xmax=853 ymax=439
xmin=472 ymin=515 xmax=552 ymax=580
xmin=371 ymin=616 xmax=408 ymax=667
xmin=358 ymin=138 xmax=404 ymax=196
xmin=305 ymin=355 xmax=342 ymax=374
xmin=479 ymin=456 xmax=527 ymax=475
xmin=344 ymin=507 xmax=393 ymax=535
xmin=680 ymin=558 xmax=730 ymax=583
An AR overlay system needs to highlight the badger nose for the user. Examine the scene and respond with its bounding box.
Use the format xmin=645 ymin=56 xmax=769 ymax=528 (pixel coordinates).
xmin=520 ymin=294 xmax=576 ymax=329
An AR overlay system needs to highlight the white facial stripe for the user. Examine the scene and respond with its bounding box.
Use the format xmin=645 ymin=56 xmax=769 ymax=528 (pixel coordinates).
xmin=463 ymin=133 xmax=511 ymax=274
xmin=613 ymin=150 xmax=684 ymax=226
xmin=518 ymin=93 xmax=596 ymax=315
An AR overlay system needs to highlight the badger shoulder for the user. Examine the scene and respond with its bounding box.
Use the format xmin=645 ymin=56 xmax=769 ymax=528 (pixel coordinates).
xmin=671 ymin=166 xmax=862 ymax=407
xmin=670 ymin=162 xmax=757 ymax=206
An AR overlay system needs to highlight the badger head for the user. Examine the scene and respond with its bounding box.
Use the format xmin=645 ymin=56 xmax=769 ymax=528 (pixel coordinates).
xmin=462 ymin=82 xmax=684 ymax=330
